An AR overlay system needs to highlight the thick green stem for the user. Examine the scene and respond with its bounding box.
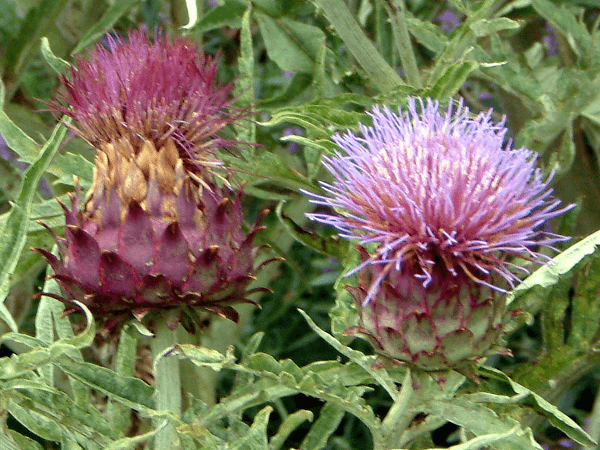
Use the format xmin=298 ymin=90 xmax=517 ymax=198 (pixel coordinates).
xmin=375 ymin=368 xmax=416 ymax=450
xmin=381 ymin=0 xmax=422 ymax=88
xmin=107 ymin=324 xmax=138 ymax=434
xmin=152 ymin=322 xmax=182 ymax=449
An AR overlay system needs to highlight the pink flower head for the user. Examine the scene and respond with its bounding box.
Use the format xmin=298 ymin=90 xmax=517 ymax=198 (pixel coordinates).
xmin=306 ymin=98 xmax=573 ymax=304
xmin=52 ymin=30 xmax=241 ymax=175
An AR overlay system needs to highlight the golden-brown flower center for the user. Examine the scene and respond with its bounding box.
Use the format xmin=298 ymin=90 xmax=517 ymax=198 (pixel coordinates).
xmin=86 ymin=137 xmax=202 ymax=226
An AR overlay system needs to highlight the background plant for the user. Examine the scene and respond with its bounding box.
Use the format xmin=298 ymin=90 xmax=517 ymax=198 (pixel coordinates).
xmin=1 ymin=0 xmax=600 ymax=449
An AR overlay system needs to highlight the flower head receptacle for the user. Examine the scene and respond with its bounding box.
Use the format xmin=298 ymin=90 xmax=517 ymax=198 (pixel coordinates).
xmin=306 ymin=97 xmax=573 ymax=370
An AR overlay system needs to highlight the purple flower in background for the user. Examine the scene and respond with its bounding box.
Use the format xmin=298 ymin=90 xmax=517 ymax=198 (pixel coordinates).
xmin=1 ymin=135 xmax=51 ymax=197
xmin=304 ymin=97 xmax=573 ymax=370
xmin=437 ymin=10 xmax=462 ymax=33
xmin=282 ymin=126 xmax=303 ymax=154
xmin=543 ymin=23 xmax=559 ymax=56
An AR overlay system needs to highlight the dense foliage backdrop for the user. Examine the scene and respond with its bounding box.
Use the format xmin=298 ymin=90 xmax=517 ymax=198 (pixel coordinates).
xmin=2 ymin=0 xmax=600 ymax=449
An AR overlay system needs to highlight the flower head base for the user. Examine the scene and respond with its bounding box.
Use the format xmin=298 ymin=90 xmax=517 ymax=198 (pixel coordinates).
xmin=36 ymin=175 xmax=270 ymax=332
xmin=346 ymin=248 xmax=507 ymax=371
xmin=52 ymin=30 xmax=241 ymax=177
xmin=305 ymin=97 xmax=573 ymax=370
xmin=308 ymin=98 xmax=572 ymax=303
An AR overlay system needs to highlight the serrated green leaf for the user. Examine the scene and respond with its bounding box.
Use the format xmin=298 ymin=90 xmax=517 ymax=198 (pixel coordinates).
xmin=199 ymin=382 xmax=279 ymax=428
xmin=40 ymin=37 xmax=69 ymax=74
xmin=0 ymin=302 xmax=93 ymax=380
xmin=427 ymin=0 xmax=509 ymax=84
xmin=4 ymin=0 xmax=70 ymax=99
xmin=470 ymin=17 xmax=521 ymax=37
xmin=270 ymin=410 xmax=313 ymax=450
xmin=532 ymin=0 xmax=592 ymax=61
xmin=242 ymin=332 xmax=265 ymax=360
xmin=0 ymin=304 xmax=17 ymax=336
xmin=312 ymin=25 xmax=328 ymax=100
xmin=8 ymin=401 xmax=63 ymax=442
xmin=406 ymin=16 xmax=449 ymax=54
xmin=61 ymin=440 xmax=85 ymax=450
xmin=10 ymin=380 xmax=117 ymax=442
xmin=172 ymin=344 xmax=237 ymax=372
xmin=569 ymin=255 xmax=600 ymax=346
xmin=0 ymin=110 xmax=39 ymax=163
xmin=252 ymin=0 xmax=281 ymax=15
xmin=260 ymin=104 xmax=364 ymax=137
xmin=247 ymin=352 xmax=284 ymax=374
xmin=313 ymin=0 xmax=404 ymax=92
xmin=230 ymin=406 xmax=272 ymax=450
xmin=5 ymin=430 xmax=43 ymax=450
xmin=258 ymin=73 xmax=313 ymax=109
xmin=58 ymin=301 xmax=95 ymax=349
xmin=107 ymin=324 xmax=139 ymax=434
xmin=299 ymin=402 xmax=344 ymax=450
xmin=479 ymin=366 xmax=596 ymax=446
xmin=424 ymin=61 xmax=479 ymax=100
xmin=329 ymin=248 xmax=361 ymax=340
xmin=197 ymin=360 xmax=378 ymax=433
xmin=231 ymin=150 xmax=315 ymax=192
xmin=71 ymin=0 xmax=142 ymax=55
xmin=36 ymin=259 xmax=82 ymax=387
xmin=302 ymin=142 xmax=325 ymax=180
xmin=0 ymin=120 xmax=67 ymax=331
xmin=0 ymin=349 xmax=52 ymax=380
xmin=190 ymin=2 xmax=246 ymax=33
xmin=381 ymin=0 xmax=421 ymax=88
xmin=255 ymin=13 xmax=324 ymax=74
xmin=54 ymin=356 xmax=155 ymax=414
xmin=507 ymin=229 xmax=600 ymax=306
xmin=52 ymin=151 xmax=94 ymax=187
xmin=234 ymin=4 xmax=256 ymax=148
xmin=298 ymin=309 xmax=397 ymax=398
xmin=103 ymin=422 xmax=167 ymax=450
xmin=1 ymin=332 xmax=46 ymax=350
xmin=547 ymin=123 xmax=576 ymax=175
xmin=422 ymin=398 xmax=543 ymax=450
xmin=276 ymin=201 xmax=347 ymax=258
xmin=436 ymin=427 xmax=524 ymax=450
xmin=176 ymin=343 xmax=378 ymax=433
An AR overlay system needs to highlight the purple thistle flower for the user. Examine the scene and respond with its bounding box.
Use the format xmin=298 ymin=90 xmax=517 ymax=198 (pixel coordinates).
xmin=306 ymin=98 xmax=573 ymax=304
xmin=51 ymin=30 xmax=242 ymax=177
xmin=35 ymin=31 xmax=274 ymax=334
xmin=305 ymin=97 xmax=573 ymax=370
xmin=437 ymin=10 xmax=462 ymax=33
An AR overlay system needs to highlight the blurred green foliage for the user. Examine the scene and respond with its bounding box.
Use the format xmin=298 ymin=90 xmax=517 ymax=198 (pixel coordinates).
xmin=1 ymin=0 xmax=600 ymax=449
